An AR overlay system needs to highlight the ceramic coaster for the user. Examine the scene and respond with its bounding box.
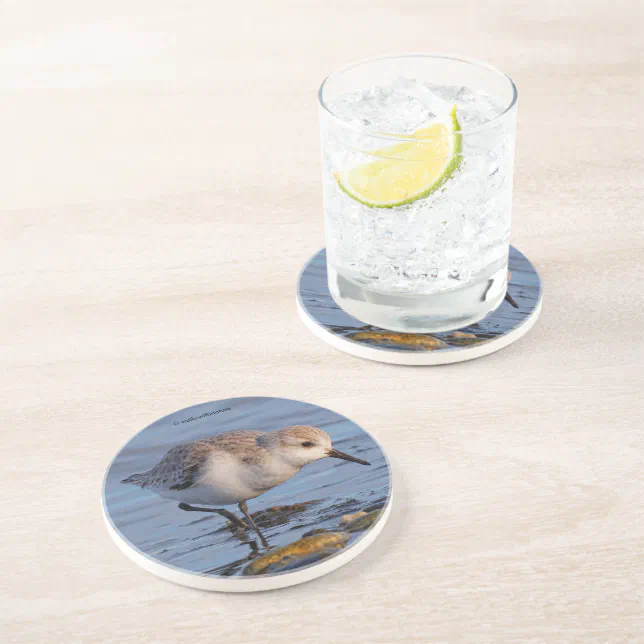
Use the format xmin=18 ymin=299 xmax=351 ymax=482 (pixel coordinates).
xmin=103 ymin=397 xmax=392 ymax=592
xmin=297 ymin=246 xmax=542 ymax=366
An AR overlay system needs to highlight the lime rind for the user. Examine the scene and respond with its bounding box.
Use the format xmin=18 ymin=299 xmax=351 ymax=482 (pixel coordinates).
xmin=335 ymin=105 xmax=462 ymax=209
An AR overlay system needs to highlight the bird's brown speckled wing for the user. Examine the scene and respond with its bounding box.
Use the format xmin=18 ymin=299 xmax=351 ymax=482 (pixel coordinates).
xmin=121 ymin=443 xmax=207 ymax=490
xmin=121 ymin=430 xmax=267 ymax=490
xmin=202 ymin=430 xmax=268 ymax=465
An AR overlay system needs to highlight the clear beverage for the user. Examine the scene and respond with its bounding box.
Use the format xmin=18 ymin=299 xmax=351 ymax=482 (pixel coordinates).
xmin=319 ymin=55 xmax=518 ymax=332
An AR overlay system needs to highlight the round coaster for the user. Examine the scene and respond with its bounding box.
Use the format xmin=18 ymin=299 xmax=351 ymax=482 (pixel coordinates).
xmin=103 ymin=397 xmax=392 ymax=592
xmin=297 ymin=246 xmax=542 ymax=365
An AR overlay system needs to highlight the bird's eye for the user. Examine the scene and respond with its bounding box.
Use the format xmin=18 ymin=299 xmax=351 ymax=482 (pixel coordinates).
xmin=301 ymin=441 xmax=314 ymax=448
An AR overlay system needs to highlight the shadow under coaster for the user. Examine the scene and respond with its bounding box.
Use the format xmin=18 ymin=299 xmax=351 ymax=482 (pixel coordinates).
xmin=296 ymin=246 xmax=542 ymax=366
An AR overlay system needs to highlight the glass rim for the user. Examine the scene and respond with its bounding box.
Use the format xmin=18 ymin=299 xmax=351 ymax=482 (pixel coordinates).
xmin=318 ymin=53 xmax=518 ymax=139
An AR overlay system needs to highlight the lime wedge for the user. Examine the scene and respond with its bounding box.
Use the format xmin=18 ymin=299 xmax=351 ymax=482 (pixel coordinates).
xmin=335 ymin=106 xmax=462 ymax=208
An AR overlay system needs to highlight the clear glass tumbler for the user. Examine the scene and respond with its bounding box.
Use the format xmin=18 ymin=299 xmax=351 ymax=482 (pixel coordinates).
xmin=318 ymin=55 xmax=518 ymax=332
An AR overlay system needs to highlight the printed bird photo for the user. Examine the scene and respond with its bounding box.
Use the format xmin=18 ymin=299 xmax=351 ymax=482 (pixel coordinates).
xmin=103 ymin=397 xmax=391 ymax=578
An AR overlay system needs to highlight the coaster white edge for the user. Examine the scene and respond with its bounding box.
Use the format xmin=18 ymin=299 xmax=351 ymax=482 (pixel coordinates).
xmin=297 ymin=296 xmax=542 ymax=365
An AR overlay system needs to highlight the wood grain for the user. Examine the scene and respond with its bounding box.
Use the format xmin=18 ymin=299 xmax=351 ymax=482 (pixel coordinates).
xmin=1 ymin=1 xmax=642 ymax=642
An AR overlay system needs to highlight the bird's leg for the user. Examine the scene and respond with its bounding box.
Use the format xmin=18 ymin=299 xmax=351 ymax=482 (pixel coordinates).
xmin=246 ymin=539 xmax=261 ymax=560
xmin=238 ymin=501 xmax=269 ymax=548
xmin=177 ymin=503 xmax=249 ymax=529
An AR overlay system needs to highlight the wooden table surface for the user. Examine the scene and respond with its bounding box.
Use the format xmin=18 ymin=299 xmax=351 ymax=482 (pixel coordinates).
xmin=2 ymin=1 xmax=642 ymax=642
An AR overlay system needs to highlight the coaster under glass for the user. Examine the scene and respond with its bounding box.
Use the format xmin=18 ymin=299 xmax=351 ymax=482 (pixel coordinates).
xmin=297 ymin=246 xmax=542 ymax=366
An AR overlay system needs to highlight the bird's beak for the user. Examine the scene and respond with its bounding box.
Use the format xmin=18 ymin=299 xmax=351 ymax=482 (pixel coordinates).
xmin=327 ymin=448 xmax=370 ymax=466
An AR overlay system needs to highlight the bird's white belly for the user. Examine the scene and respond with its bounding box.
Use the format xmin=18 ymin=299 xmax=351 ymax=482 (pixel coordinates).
xmin=157 ymin=451 xmax=296 ymax=507
xmin=157 ymin=483 xmax=252 ymax=506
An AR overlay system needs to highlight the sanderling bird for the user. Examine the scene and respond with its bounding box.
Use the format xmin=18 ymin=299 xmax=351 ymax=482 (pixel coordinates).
xmin=121 ymin=425 xmax=370 ymax=546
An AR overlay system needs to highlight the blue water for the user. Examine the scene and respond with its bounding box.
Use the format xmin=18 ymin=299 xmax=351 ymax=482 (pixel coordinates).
xmin=103 ymin=397 xmax=391 ymax=577
xmin=298 ymin=246 xmax=541 ymax=351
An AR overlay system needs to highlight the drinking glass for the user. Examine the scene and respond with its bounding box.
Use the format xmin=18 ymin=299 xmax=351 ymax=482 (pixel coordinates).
xmin=318 ymin=55 xmax=518 ymax=332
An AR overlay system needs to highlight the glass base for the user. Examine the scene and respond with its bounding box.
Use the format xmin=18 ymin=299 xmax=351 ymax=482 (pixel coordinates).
xmin=327 ymin=260 xmax=508 ymax=333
